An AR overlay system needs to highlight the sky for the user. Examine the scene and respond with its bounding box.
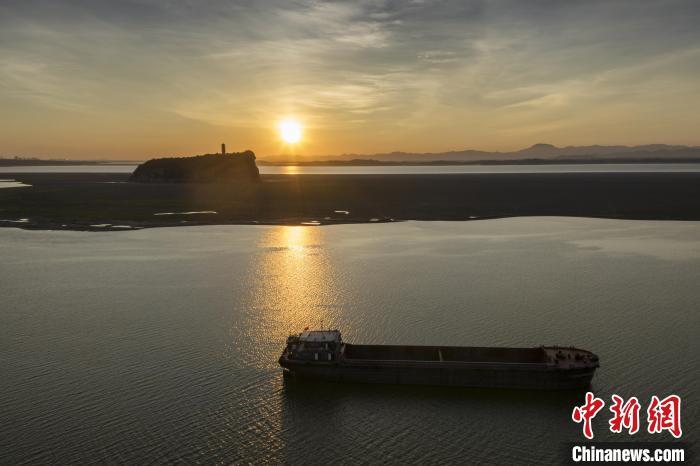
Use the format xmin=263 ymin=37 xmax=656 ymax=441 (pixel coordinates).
xmin=1 ymin=0 xmax=699 ymax=160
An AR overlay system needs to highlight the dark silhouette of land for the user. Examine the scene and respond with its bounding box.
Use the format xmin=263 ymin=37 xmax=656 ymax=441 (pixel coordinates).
xmin=259 ymin=157 xmax=700 ymax=166
xmin=130 ymin=151 xmax=259 ymax=183
xmin=2 ymin=172 xmax=700 ymax=231
xmin=261 ymin=143 xmax=700 ymax=164
xmin=5 ymin=143 xmax=700 ymax=167
xmin=0 ymin=158 xmax=101 ymax=166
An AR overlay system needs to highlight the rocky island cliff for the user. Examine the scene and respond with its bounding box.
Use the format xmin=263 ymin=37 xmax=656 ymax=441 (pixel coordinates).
xmin=130 ymin=150 xmax=260 ymax=183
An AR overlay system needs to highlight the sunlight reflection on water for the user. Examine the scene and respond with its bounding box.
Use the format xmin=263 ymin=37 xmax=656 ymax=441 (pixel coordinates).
xmin=229 ymin=226 xmax=343 ymax=373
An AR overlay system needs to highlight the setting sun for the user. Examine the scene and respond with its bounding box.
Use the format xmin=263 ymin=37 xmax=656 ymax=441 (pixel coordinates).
xmin=278 ymin=118 xmax=302 ymax=144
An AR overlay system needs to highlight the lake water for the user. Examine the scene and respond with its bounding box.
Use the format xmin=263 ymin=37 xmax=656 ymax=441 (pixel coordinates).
xmin=1 ymin=218 xmax=697 ymax=463
xmin=2 ymin=163 xmax=700 ymax=175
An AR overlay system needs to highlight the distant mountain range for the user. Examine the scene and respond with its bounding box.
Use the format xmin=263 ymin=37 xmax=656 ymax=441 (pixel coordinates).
xmin=262 ymin=143 xmax=700 ymax=164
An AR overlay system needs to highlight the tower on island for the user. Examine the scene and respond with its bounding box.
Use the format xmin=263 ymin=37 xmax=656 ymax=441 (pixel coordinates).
xmin=221 ymin=143 xmax=226 ymax=156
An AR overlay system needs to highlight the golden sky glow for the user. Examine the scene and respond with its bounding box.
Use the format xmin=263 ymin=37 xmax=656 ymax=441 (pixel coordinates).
xmin=1 ymin=1 xmax=699 ymax=160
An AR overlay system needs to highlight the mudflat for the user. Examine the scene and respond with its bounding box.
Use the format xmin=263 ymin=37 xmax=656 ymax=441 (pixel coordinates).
xmin=2 ymin=172 xmax=700 ymax=231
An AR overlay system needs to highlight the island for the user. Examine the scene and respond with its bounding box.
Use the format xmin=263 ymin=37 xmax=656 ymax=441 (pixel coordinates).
xmin=130 ymin=149 xmax=259 ymax=183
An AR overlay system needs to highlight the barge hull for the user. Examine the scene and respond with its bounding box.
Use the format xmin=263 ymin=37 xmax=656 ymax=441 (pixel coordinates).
xmin=279 ymin=332 xmax=599 ymax=391
xmin=283 ymin=363 xmax=595 ymax=390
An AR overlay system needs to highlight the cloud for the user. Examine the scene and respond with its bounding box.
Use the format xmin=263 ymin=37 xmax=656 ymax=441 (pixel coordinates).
xmin=1 ymin=0 xmax=699 ymax=157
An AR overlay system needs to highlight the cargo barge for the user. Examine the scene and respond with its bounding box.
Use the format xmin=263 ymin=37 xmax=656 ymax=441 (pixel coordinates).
xmin=279 ymin=330 xmax=599 ymax=390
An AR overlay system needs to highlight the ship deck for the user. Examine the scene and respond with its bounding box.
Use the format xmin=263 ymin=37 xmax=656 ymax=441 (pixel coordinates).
xmin=343 ymin=344 xmax=547 ymax=364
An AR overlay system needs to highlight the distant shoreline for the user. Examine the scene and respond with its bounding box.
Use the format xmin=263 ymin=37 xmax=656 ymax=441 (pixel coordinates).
xmin=0 ymin=159 xmax=138 ymax=167
xmin=5 ymin=141 xmax=700 ymax=169
xmin=0 ymin=159 xmax=99 ymax=167
xmin=5 ymin=157 xmax=700 ymax=169
xmin=2 ymin=172 xmax=700 ymax=232
xmin=258 ymin=157 xmax=700 ymax=166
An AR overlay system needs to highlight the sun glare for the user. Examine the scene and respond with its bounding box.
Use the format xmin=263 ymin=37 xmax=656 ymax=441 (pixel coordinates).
xmin=279 ymin=118 xmax=302 ymax=144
